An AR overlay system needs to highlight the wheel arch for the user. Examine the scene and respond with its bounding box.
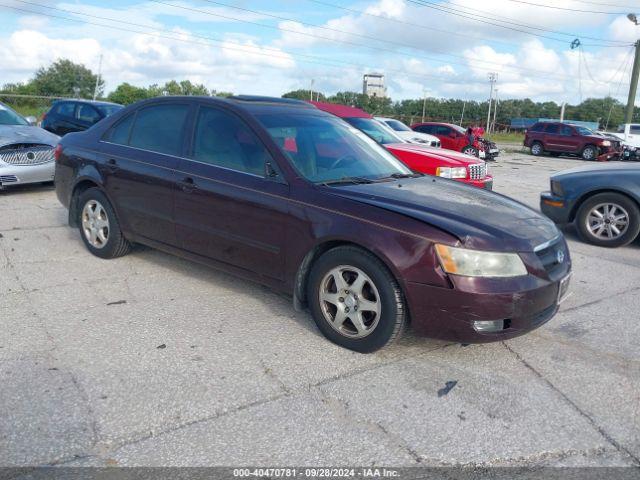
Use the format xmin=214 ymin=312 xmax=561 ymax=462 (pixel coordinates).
xmin=292 ymin=239 xmax=407 ymax=314
xmin=569 ymin=188 xmax=640 ymax=223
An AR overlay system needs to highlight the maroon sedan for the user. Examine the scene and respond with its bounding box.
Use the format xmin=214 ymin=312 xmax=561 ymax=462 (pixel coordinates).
xmin=54 ymin=96 xmax=571 ymax=353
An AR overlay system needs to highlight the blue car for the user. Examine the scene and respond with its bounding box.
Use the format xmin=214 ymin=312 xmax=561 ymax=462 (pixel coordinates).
xmin=541 ymin=163 xmax=640 ymax=248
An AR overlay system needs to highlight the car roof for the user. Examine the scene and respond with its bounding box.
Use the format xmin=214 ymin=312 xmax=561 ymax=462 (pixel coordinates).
xmin=53 ymin=99 xmax=122 ymax=107
xmin=309 ymin=101 xmax=372 ymax=119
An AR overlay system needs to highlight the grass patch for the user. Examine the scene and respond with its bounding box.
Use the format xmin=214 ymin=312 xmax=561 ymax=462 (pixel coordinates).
xmin=486 ymin=132 xmax=525 ymax=144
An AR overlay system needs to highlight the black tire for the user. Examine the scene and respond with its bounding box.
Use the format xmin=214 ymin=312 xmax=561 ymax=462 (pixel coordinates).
xmin=461 ymin=145 xmax=478 ymax=157
xmin=77 ymin=188 xmax=131 ymax=259
xmin=576 ymin=193 xmax=640 ymax=248
xmin=582 ymin=145 xmax=597 ymax=161
xmin=530 ymin=142 xmax=544 ymax=156
xmin=307 ymin=246 xmax=406 ymax=353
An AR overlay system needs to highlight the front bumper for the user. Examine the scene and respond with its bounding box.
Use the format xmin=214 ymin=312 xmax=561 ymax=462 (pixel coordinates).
xmin=597 ymin=146 xmax=623 ymax=162
xmin=405 ymin=271 xmax=568 ymax=343
xmin=0 ymin=162 xmax=55 ymax=187
xmin=540 ymin=191 xmax=572 ymax=224
xmin=458 ymin=176 xmax=493 ymax=190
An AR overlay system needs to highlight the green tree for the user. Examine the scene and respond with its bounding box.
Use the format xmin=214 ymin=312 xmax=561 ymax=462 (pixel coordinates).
xmin=31 ymin=59 xmax=103 ymax=98
xmin=107 ymin=82 xmax=150 ymax=105
xmin=282 ymin=89 xmax=326 ymax=101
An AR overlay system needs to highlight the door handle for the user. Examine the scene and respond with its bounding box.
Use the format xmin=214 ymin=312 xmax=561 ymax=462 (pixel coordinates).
xmin=180 ymin=176 xmax=197 ymax=193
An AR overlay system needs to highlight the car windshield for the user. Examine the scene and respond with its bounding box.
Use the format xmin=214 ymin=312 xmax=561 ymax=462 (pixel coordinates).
xmin=96 ymin=104 xmax=123 ymax=117
xmin=382 ymin=119 xmax=411 ymax=132
xmin=0 ymin=103 xmax=29 ymax=126
xmin=256 ymin=113 xmax=412 ymax=183
xmin=344 ymin=117 xmax=404 ymax=145
xmin=575 ymin=126 xmax=594 ymax=136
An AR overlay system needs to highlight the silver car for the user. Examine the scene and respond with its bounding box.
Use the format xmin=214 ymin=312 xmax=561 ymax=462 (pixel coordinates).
xmin=0 ymin=102 xmax=60 ymax=189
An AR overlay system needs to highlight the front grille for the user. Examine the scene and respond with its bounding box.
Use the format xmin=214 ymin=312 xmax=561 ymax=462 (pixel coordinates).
xmin=535 ymin=237 xmax=568 ymax=277
xmin=468 ymin=163 xmax=487 ymax=180
xmin=0 ymin=175 xmax=19 ymax=183
xmin=0 ymin=145 xmax=54 ymax=166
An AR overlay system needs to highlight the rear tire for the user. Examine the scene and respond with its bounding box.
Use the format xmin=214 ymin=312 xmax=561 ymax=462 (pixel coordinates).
xmin=530 ymin=142 xmax=544 ymax=156
xmin=576 ymin=193 xmax=640 ymax=248
xmin=307 ymin=246 xmax=406 ymax=353
xmin=77 ymin=188 xmax=131 ymax=259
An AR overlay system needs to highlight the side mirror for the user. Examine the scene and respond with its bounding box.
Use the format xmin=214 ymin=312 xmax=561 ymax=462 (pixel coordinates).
xmin=265 ymin=161 xmax=279 ymax=178
xmin=25 ymin=116 xmax=37 ymax=126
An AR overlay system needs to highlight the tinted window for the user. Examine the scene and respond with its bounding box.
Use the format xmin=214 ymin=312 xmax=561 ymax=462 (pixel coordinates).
xmin=0 ymin=103 xmax=28 ymax=126
xmin=530 ymin=123 xmax=545 ymax=132
xmin=105 ymin=113 xmax=135 ymax=145
xmin=435 ymin=125 xmax=453 ymax=136
xmin=257 ymin=113 xmax=410 ymax=183
xmin=560 ymin=125 xmax=573 ymax=136
xmin=54 ymin=102 xmax=76 ymax=117
xmin=545 ymin=124 xmax=560 ymax=134
xmin=77 ymin=104 xmax=101 ymax=123
xmin=192 ymin=106 xmax=271 ymax=176
xmin=96 ymin=104 xmax=123 ymax=117
xmin=129 ymin=104 xmax=189 ymax=156
xmin=631 ymin=125 xmax=640 ymax=134
xmin=345 ymin=117 xmax=403 ymax=144
xmin=414 ymin=125 xmax=433 ymax=134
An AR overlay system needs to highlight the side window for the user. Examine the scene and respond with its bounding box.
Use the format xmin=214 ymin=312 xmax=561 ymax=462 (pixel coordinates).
xmin=545 ymin=124 xmax=560 ymax=134
xmin=54 ymin=102 xmax=75 ymax=117
xmin=129 ymin=104 xmax=189 ymax=156
xmin=104 ymin=113 xmax=135 ymax=145
xmin=530 ymin=123 xmax=544 ymax=132
xmin=436 ymin=126 xmax=452 ymax=136
xmin=415 ymin=125 xmax=432 ymax=134
xmin=561 ymin=125 xmax=573 ymax=136
xmin=77 ymin=104 xmax=101 ymax=123
xmin=630 ymin=125 xmax=640 ymax=134
xmin=191 ymin=106 xmax=271 ymax=176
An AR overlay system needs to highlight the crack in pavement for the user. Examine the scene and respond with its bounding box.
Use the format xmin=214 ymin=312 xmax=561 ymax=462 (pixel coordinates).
xmin=558 ymin=286 xmax=640 ymax=315
xmin=502 ymin=342 xmax=640 ymax=467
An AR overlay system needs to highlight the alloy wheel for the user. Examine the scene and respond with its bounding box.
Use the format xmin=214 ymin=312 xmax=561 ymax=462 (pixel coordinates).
xmin=531 ymin=143 xmax=542 ymax=155
xmin=82 ymin=200 xmax=110 ymax=249
xmin=318 ymin=265 xmax=381 ymax=339
xmin=586 ymin=203 xmax=629 ymax=240
xmin=462 ymin=147 xmax=476 ymax=156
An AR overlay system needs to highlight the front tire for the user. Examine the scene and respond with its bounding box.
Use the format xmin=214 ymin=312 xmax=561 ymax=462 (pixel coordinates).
xmin=307 ymin=246 xmax=406 ymax=353
xmin=461 ymin=145 xmax=478 ymax=157
xmin=582 ymin=145 xmax=597 ymax=161
xmin=576 ymin=193 xmax=640 ymax=248
xmin=77 ymin=188 xmax=131 ymax=259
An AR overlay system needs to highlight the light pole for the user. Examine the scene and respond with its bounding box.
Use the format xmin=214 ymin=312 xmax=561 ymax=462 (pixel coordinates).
xmin=421 ymin=90 xmax=427 ymax=123
xmin=486 ymin=73 xmax=497 ymax=134
xmin=624 ymin=14 xmax=639 ymax=124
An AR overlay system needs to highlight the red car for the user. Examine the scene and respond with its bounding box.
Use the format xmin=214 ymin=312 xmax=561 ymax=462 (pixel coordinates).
xmin=411 ymin=122 xmax=500 ymax=160
xmin=311 ymin=102 xmax=493 ymax=189
xmin=523 ymin=121 xmax=622 ymax=161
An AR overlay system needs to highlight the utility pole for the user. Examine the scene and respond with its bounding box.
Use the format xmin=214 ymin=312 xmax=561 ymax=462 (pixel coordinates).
xmin=310 ymin=79 xmax=315 ymax=102
xmin=459 ymin=98 xmax=467 ymax=126
xmin=625 ymin=14 xmax=639 ymax=123
xmin=421 ymin=90 xmax=427 ymax=123
xmin=492 ymin=89 xmax=499 ymax=133
xmin=93 ymin=54 xmax=103 ymax=101
xmin=486 ymin=73 xmax=497 ymax=134
xmin=560 ymin=102 xmax=566 ymax=122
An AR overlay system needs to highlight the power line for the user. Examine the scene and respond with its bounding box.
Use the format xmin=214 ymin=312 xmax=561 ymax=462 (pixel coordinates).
xmin=408 ymin=0 xmax=631 ymax=46
xmin=499 ymin=0 xmax=629 ymax=15
xmin=150 ymin=0 xmax=622 ymax=81
xmin=0 ymin=3 xmax=514 ymax=89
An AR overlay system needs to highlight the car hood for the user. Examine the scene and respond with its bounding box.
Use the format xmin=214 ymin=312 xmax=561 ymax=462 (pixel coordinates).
xmin=328 ymin=176 xmax=558 ymax=251
xmin=386 ymin=143 xmax=481 ymax=166
xmin=553 ymin=162 xmax=640 ymax=178
xmin=0 ymin=125 xmax=60 ymax=147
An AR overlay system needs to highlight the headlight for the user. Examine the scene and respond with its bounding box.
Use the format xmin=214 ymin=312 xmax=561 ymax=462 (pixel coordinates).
xmin=601 ymin=140 xmax=611 ymax=146
xmin=550 ymin=180 xmax=563 ymax=196
xmin=436 ymin=166 xmax=467 ymax=179
xmin=435 ymin=244 xmax=528 ymax=277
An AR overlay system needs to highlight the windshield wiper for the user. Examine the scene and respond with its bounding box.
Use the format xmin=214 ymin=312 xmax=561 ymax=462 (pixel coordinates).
xmin=385 ymin=172 xmax=424 ymax=179
xmin=318 ymin=176 xmax=376 ymax=186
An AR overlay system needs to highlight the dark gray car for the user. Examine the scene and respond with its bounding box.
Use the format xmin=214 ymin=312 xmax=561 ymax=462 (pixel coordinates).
xmin=541 ymin=163 xmax=640 ymax=247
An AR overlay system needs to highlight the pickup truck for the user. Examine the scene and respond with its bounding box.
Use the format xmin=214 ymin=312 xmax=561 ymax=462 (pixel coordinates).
xmin=610 ymin=124 xmax=640 ymax=148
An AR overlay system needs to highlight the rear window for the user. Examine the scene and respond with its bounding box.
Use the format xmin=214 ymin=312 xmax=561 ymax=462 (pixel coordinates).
xmin=128 ymin=104 xmax=189 ymax=156
xmin=631 ymin=125 xmax=640 ymax=134
xmin=53 ymin=102 xmax=75 ymax=117
xmin=96 ymin=104 xmax=123 ymax=117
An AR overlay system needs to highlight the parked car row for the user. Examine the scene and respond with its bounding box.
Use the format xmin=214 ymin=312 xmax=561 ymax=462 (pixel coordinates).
xmin=53 ymin=95 xmax=571 ymax=352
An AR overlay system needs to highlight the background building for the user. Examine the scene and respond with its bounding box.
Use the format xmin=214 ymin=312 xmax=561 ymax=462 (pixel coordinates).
xmin=363 ymin=73 xmax=387 ymax=98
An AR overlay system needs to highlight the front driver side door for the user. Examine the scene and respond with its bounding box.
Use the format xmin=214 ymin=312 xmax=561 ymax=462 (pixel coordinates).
xmin=174 ymin=104 xmax=289 ymax=281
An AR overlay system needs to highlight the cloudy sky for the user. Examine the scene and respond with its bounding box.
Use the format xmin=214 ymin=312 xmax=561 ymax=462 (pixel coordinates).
xmin=0 ymin=0 xmax=638 ymax=103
